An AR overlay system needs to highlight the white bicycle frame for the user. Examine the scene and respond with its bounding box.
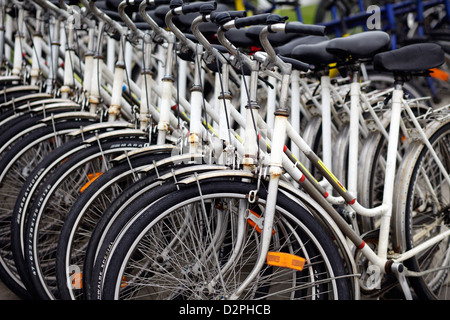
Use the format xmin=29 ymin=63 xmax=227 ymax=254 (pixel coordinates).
xmin=226 ymin=22 xmax=449 ymax=299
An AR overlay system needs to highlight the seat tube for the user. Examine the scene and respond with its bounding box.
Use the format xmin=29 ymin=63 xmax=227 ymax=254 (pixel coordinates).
xmin=378 ymin=82 xmax=403 ymax=260
xmin=157 ymin=36 xmax=175 ymax=145
xmin=12 ymin=5 xmax=24 ymax=77
xmin=347 ymin=69 xmax=361 ymax=199
xmin=139 ymin=35 xmax=153 ymax=131
xmin=188 ymin=44 xmax=204 ymax=154
xmin=321 ymin=73 xmax=333 ymax=194
xmin=243 ymin=65 xmax=260 ymax=172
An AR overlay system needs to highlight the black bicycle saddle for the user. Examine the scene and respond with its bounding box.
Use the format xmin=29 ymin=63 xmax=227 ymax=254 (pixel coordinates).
xmin=326 ymin=31 xmax=390 ymax=61
xmin=374 ymin=42 xmax=445 ymax=74
xmin=290 ymin=39 xmax=337 ymax=68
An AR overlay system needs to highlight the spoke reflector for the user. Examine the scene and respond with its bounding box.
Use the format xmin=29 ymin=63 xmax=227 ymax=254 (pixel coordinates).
xmin=80 ymin=172 xmax=104 ymax=193
xmin=267 ymin=252 xmax=305 ymax=271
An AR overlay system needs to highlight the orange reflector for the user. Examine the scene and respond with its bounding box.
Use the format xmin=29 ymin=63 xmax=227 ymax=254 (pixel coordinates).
xmin=79 ymin=172 xmax=104 ymax=193
xmin=72 ymin=273 xmax=83 ymax=289
xmin=121 ymin=276 xmax=128 ymax=288
xmin=246 ymin=210 xmax=275 ymax=235
xmin=266 ymin=252 xmax=306 ymax=271
xmin=430 ymin=68 xmax=449 ymax=82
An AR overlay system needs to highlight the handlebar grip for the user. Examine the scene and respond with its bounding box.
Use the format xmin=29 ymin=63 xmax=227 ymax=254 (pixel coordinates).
xmin=234 ymin=13 xmax=271 ymax=29
xmin=210 ymin=10 xmax=246 ymax=23
xmin=284 ymin=21 xmax=326 ymax=36
xmin=153 ymin=0 xmax=172 ymax=5
xmin=124 ymin=0 xmax=144 ymax=5
xmin=278 ymin=55 xmax=311 ymax=72
xmin=181 ymin=1 xmax=217 ymax=14
xmin=199 ymin=2 xmax=218 ymax=15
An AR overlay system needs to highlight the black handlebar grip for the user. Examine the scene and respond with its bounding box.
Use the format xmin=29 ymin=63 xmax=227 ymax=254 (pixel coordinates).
xmin=125 ymin=0 xmax=144 ymax=5
xmin=234 ymin=13 xmax=271 ymax=29
xmin=283 ymin=21 xmax=326 ymax=36
xmin=210 ymin=10 xmax=246 ymax=23
xmin=278 ymin=55 xmax=312 ymax=72
xmin=213 ymin=11 xmax=232 ymax=25
xmin=181 ymin=1 xmax=217 ymax=14
xmin=153 ymin=0 xmax=172 ymax=5
xmin=199 ymin=2 xmax=217 ymax=15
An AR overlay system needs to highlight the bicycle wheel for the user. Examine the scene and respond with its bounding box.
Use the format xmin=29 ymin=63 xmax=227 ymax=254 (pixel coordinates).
xmin=23 ymin=136 xmax=148 ymax=299
xmin=55 ymin=150 xmax=172 ymax=300
xmin=394 ymin=120 xmax=449 ymax=299
xmin=10 ymin=135 xmax=89 ymax=297
xmin=0 ymin=118 xmax=97 ymax=299
xmin=95 ymin=179 xmax=352 ymax=300
xmin=82 ymin=161 xmax=225 ymax=299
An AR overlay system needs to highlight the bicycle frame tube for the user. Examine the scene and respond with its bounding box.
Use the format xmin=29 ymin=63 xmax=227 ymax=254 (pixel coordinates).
xmin=290 ymin=70 xmax=301 ymax=161
xmin=30 ymin=8 xmax=43 ymax=86
xmin=321 ymin=73 xmax=333 ymax=194
xmin=347 ymin=70 xmax=361 ymax=199
xmin=12 ymin=5 xmax=24 ymax=77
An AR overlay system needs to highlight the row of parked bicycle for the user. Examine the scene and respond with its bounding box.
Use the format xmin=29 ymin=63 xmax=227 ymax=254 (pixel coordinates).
xmin=0 ymin=0 xmax=448 ymax=300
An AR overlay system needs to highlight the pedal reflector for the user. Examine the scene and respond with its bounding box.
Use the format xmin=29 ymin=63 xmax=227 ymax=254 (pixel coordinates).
xmin=266 ymin=252 xmax=305 ymax=271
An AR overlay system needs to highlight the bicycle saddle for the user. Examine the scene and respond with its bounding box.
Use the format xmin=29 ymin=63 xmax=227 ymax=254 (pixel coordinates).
xmin=326 ymin=31 xmax=390 ymax=61
xmin=245 ymin=25 xmax=299 ymax=47
xmin=274 ymin=35 xmax=329 ymax=57
xmin=290 ymin=40 xmax=337 ymax=68
xmin=224 ymin=29 xmax=258 ymax=48
xmin=373 ymin=43 xmax=445 ymax=74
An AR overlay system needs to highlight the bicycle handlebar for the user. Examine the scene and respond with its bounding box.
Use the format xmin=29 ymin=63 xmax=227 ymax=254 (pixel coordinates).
xmin=199 ymin=2 xmax=217 ymax=15
xmin=209 ymin=10 xmax=246 ymax=23
xmin=234 ymin=13 xmax=271 ymax=29
xmin=152 ymin=0 xmax=171 ymax=5
xmin=278 ymin=55 xmax=311 ymax=72
xmin=170 ymin=1 xmax=217 ymax=15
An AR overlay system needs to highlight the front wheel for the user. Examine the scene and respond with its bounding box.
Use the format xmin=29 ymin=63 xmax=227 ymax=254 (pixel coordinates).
xmin=394 ymin=120 xmax=450 ymax=299
xmin=96 ymin=179 xmax=352 ymax=300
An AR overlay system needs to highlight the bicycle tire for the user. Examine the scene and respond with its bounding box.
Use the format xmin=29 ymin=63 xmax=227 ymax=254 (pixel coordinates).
xmin=10 ymin=135 xmax=89 ymax=297
xmin=0 ymin=118 xmax=97 ymax=299
xmin=54 ymin=150 xmax=172 ymax=300
xmin=394 ymin=120 xmax=449 ymax=299
xmin=23 ymin=136 xmax=148 ymax=299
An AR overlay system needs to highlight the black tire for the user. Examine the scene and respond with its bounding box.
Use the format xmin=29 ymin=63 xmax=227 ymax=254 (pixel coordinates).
xmin=10 ymin=135 xmax=88 ymax=298
xmin=402 ymin=122 xmax=450 ymax=299
xmin=0 ymin=118 xmax=97 ymax=299
xmin=23 ymin=136 xmax=148 ymax=299
xmin=55 ymin=150 xmax=171 ymax=300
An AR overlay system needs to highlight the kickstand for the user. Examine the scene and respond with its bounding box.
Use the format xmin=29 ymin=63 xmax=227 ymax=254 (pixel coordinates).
xmin=391 ymin=262 xmax=413 ymax=300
